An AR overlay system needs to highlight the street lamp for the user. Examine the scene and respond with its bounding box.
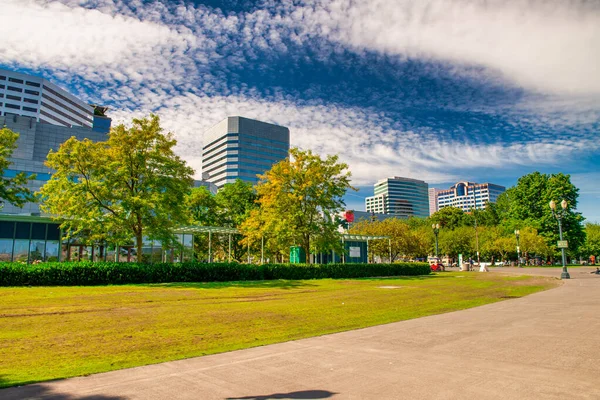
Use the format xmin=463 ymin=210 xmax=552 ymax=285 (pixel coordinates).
xmin=514 ymin=229 xmax=521 ymax=267
xmin=550 ymin=199 xmax=570 ymax=279
xmin=432 ymin=223 xmax=440 ymax=259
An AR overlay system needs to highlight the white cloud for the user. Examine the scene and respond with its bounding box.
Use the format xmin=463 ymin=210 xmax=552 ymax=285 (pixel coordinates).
xmin=108 ymin=91 xmax=600 ymax=186
xmin=287 ymin=0 xmax=600 ymax=97
xmin=0 ymin=0 xmax=201 ymax=87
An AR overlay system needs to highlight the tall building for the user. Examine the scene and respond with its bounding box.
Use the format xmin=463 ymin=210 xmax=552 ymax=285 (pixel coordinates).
xmin=435 ymin=181 xmax=505 ymax=212
xmin=0 ymin=68 xmax=96 ymax=129
xmin=365 ymin=177 xmax=429 ymax=219
xmin=202 ymin=116 xmax=290 ymax=188
xmin=428 ymin=188 xmax=442 ymax=216
xmin=1 ymin=115 xmax=109 ymax=215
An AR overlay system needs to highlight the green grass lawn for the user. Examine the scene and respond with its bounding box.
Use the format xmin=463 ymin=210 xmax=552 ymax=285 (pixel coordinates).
xmin=0 ymin=272 xmax=559 ymax=388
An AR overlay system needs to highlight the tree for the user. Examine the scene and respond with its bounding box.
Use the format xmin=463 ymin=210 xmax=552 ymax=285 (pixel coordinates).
xmin=239 ymin=148 xmax=355 ymax=260
xmin=0 ymin=127 xmax=36 ymax=209
xmin=579 ymin=223 xmax=600 ymax=261
xmin=429 ymin=206 xmax=472 ymax=230
xmin=39 ymin=114 xmax=194 ymax=257
xmin=496 ymin=172 xmax=585 ymax=252
xmin=438 ymin=226 xmax=475 ymax=259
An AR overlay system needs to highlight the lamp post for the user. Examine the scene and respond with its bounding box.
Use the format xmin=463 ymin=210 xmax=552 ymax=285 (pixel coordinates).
xmin=550 ymin=199 xmax=570 ymax=280
xmin=432 ymin=223 xmax=440 ymax=259
xmin=514 ymin=229 xmax=521 ymax=267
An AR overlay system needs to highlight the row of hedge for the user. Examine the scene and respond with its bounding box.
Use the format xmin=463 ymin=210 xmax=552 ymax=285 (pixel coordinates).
xmin=0 ymin=261 xmax=430 ymax=286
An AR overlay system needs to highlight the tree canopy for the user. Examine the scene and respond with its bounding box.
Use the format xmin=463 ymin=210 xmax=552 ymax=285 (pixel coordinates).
xmin=39 ymin=114 xmax=194 ymax=256
xmin=496 ymin=172 xmax=585 ymax=253
xmin=239 ymin=148 xmax=354 ymax=259
xmin=0 ymin=127 xmax=36 ymax=209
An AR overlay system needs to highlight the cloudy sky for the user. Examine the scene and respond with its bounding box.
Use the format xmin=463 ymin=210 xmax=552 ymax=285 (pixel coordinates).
xmin=2 ymin=0 xmax=599 ymax=221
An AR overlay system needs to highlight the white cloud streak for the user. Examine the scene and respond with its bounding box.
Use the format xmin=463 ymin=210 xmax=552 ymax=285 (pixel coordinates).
xmin=1 ymin=0 xmax=598 ymax=190
xmin=108 ymin=92 xmax=600 ymax=185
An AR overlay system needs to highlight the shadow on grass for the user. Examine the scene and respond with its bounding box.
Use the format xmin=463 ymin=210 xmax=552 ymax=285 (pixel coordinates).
xmin=0 ymin=375 xmax=126 ymax=400
xmin=148 ymin=280 xmax=320 ymax=290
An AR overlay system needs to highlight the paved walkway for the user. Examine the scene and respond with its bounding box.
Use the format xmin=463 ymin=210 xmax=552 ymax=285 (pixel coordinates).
xmin=3 ymin=267 xmax=600 ymax=399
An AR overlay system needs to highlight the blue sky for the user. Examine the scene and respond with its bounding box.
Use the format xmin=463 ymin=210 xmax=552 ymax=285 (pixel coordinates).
xmin=2 ymin=0 xmax=599 ymax=221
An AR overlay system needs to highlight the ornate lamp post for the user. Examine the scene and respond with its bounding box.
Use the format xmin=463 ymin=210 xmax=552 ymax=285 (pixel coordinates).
xmin=550 ymin=199 xmax=570 ymax=279
xmin=514 ymin=229 xmax=521 ymax=267
xmin=432 ymin=223 xmax=440 ymax=259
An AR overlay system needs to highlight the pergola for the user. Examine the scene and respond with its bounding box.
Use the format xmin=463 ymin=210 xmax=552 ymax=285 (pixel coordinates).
xmin=172 ymin=226 xmax=392 ymax=264
xmin=173 ymin=225 xmax=240 ymax=262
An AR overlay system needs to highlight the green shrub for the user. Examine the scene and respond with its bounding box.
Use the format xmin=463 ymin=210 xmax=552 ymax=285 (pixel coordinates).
xmin=0 ymin=261 xmax=430 ymax=286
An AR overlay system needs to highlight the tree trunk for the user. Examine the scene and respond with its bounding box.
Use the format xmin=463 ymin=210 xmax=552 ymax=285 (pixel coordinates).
xmin=136 ymin=230 xmax=143 ymax=263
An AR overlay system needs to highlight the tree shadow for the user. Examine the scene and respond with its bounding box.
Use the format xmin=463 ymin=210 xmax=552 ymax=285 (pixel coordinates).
xmin=359 ymin=274 xmax=453 ymax=281
xmin=0 ymin=375 xmax=126 ymax=400
xmin=148 ymin=280 xmax=319 ymax=290
xmin=227 ymin=389 xmax=337 ymax=399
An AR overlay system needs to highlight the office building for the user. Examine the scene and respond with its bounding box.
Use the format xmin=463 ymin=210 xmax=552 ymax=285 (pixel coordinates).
xmin=428 ymin=188 xmax=442 ymax=216
xmin=202 ymin=116 xmax=290 ymax=187
xmin=0 ymin=68 xmax=96 ymax=129
xmin=365 ymin=177 xmax=429 ymax=219
xmin=1 ymin=114 xmax=109 ymax=215
xmin=435 ymin=181 xmax=505 ymax=212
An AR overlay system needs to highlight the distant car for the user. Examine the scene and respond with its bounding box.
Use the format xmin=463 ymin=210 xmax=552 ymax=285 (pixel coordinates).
xmin=430 ymin=262 xmax=444 ymax=272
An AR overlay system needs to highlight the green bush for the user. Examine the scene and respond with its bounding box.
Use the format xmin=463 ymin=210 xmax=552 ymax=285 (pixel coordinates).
xmin=0 ymin=261 xmax=430 ymax=286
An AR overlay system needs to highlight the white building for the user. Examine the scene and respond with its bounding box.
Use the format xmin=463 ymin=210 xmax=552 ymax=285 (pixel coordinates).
xmin=202 ymin=116 xmax=290 ymax=188
xmin=0 ymin=68 xmax=94 ymax=128
xmin=435 ymin=181 xmax=505 ymax=212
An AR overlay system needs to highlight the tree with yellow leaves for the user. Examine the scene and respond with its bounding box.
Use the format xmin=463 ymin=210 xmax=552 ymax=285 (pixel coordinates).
xmin=39 ymin=115 xmax=194 ymax=257
xmin=240 ymin=148 xmax=354 ymax=261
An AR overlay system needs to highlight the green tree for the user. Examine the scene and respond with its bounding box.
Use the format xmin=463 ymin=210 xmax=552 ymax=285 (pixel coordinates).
xmin=186 ymin=186 xmax=219 ymax=226
xmin=496 ymin=172 xmax=585 ymax=252
xmin=0 ymin=127 xmax=36 ymax=209
xmin=240 ymin=148 xmax=354 ymax=260
xmin=579 ymin=223 xmax=600 ymax=261
xmin=429 ymin=206 xmax=472 ymax=230
xmin=39 ymin=114 xmax=194 ymax=257
xmin=438 ymin=226 xmax=475 ymax=259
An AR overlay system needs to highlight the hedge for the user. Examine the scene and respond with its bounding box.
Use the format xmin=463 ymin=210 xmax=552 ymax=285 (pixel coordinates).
xmin=0 ymin=261 xmax=430 ymax=286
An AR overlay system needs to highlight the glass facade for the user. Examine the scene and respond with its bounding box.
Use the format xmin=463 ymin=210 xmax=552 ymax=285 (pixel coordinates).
xmin=0 ymin=217 xmax=61 ymax=263
xmin=202 ymin=117 xmax=290 ymax=188
xmin=365 ymin=177 xmax=429 ymax=219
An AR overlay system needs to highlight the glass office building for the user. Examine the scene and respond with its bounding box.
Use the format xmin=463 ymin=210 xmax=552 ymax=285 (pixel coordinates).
xmin=365 ymin=177 xmax=429 ymax=219
xmin=1 ymin=114 xmax=109 ymax=215
xmin=202 ymin=116 xmax=290 ymax=188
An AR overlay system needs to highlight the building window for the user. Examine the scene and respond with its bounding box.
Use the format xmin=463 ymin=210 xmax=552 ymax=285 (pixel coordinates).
xmin=23 ymin=106 xmax=37 ymax=113
xmin=0 ymin=75 xmax=6 ymax=80
xmin=7 ymin=86 xmax=23 ymax=93
xmin=23 ymin=98 xmax=38 ymax=104
xmin=26 ymin=81 xmax=41 ymax=87
xmin=5 ymin=103 xmax=20 ymax=110
xmin=8 ymin=77 xmax=24 ymax=84
xmin=24 ymin=89 xmax=40 ymax=96
xmin=6 ymin=95 xmax=21 ymax=101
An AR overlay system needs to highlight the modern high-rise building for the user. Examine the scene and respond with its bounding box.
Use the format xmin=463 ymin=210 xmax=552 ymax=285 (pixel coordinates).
xmin=202 ymin=116 xmax=290 ymax=188
xmin=0 ymin=68 xmax=97 ymax=129
xmin=428 ymin=188 xmax=442 ymax=216
xmin=0 ymin=114 xmax=109 ymax=215
xmin=435 ymin=181 xmax=505 ymax=212
xmin=365 ymin=177 xmax=429 ymax=219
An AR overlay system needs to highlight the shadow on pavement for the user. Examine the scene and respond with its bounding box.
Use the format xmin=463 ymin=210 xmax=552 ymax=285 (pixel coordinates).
xmin=227 ymin=390 xmax=337 ymax=399
xmin=0 ymin=375 xmax=125 ymax=400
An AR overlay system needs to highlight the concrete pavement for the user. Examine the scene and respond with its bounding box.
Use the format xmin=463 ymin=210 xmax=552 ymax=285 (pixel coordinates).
xmin=2 ymin=267 xmax=600 ymax=399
